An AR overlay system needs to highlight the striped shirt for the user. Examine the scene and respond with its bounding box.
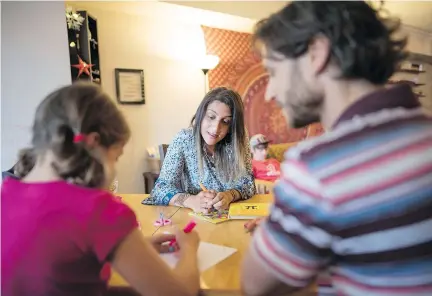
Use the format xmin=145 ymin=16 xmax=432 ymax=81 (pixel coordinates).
xmin=251 ymin=85 xmax=432 ymax=296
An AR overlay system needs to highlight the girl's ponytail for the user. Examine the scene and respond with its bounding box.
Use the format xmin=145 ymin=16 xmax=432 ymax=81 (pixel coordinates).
xmin=50 ymin=124 xmax=106 ymax=188
xmin=15 ymin=82 xmax=130 ymax=189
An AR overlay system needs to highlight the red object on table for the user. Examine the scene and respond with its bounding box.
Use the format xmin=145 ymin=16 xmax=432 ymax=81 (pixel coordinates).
xmin=169 ymin=221 xmax=196 ymax=246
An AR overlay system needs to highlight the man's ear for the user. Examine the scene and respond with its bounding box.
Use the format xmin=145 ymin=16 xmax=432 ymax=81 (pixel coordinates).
xmin=308 ymin=35 xmax=331 ymax=76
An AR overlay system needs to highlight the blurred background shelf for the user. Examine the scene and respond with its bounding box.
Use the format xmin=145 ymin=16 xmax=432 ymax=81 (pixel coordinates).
xmin=67 ymin=10 xmax=102 ymax=85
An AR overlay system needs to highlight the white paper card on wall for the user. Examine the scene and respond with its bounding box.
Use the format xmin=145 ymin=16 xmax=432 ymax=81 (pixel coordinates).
xmin=160 ymin=242 xmax=237 ymax=273
xmin=118 ymin=72 xmax=142 ymax=102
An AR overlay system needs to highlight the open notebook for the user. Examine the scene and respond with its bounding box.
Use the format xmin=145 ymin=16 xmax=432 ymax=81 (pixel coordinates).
xmin=160 ymin=242 xmax=237 ymax=272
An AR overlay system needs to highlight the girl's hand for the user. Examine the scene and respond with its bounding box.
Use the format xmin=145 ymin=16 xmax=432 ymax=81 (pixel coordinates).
xmin=210 ymin=191 xmax=235 ymax=211
xmin=149 ymin=233 xmax=176 ymax=253
xmin=174 ymin=227 xmax=200 ymax=254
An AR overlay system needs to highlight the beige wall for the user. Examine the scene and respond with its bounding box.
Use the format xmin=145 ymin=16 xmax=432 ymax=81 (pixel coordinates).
xmin=92 ymin=9 xmax=204 ymax=194
xmin=403 ymin=25 xmax=432 ymax=55
xmin=1 ymin=2 xmax=71 ymax=170
xmin=401 ymin=26 xmax=432 ymax=114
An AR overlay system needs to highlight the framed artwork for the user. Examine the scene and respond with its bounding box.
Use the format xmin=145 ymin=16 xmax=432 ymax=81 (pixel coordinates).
xmin=114 ymin=68 xmax=145 ymax=105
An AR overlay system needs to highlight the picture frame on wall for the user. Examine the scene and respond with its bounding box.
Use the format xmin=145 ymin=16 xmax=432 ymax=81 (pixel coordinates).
xmin=114 ymin=68 xmax=145 ymax=105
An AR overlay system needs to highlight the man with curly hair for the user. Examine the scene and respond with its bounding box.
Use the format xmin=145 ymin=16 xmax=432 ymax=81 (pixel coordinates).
xmin=241 ymin=1 xmax=432 ymax=296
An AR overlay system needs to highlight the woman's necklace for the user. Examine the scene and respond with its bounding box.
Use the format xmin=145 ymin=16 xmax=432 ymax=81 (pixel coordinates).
xmin=203 ymin=145 xmax=215 ymax=165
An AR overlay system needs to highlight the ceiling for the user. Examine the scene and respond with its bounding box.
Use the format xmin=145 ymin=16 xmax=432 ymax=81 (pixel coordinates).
xmin=67 ymin=1 xmax=256 ymax=33
xmin=165 ymin=1 xmax=432 ymax=32
xmin=165 ymin=1 xmax=287 ymax=21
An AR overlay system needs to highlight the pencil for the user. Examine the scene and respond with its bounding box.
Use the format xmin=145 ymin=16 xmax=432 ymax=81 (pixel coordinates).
xmin=200 ymin=183 xmax=208 ymax=191
xmin=200 ymin=183 xmax=215 ymax=216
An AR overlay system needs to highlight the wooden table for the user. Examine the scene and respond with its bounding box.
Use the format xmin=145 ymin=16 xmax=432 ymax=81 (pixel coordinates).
xmin=110 ymin=194 xmax=272 ymax=292
xmin=109 ymin=194 xmax=180 ymax=286
xmin=155 ymin=194 xmax=273 ymax=291
xmin=119 ymin=194 xmax=180 ymax=236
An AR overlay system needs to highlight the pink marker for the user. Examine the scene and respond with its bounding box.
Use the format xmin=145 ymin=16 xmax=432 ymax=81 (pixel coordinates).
xmin=169 ymin=221 xmax=196 ymax=247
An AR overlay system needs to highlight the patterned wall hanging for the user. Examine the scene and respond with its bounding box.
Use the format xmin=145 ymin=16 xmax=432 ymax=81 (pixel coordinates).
xmin=201 ymin=26 xmax=324 ymax=144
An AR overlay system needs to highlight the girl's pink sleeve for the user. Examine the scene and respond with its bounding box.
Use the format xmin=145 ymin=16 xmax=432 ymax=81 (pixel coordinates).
xmin=88 ymin=193 xmax=139 ymax=262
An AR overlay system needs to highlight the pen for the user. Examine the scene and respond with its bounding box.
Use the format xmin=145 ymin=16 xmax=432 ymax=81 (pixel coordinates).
xmin=169 ymin=220 xmax=197 ymax=246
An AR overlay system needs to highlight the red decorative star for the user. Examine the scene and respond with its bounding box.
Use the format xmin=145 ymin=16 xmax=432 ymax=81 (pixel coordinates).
xmin=71 ymin=55 xmax=94 ymax=78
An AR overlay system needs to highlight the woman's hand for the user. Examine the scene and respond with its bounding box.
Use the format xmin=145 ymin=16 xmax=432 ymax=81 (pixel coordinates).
xmin=149 ymin=233 xmax=176 ymax=253
xmin=210 ymin=191 xmax=235 ymax=211
xmin=184 ymin=190 xmax=216 ymax=213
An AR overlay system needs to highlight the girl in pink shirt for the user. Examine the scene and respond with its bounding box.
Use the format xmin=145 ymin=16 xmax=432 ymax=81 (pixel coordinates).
xmin=1 ymin=83 xmax=200 ymax=296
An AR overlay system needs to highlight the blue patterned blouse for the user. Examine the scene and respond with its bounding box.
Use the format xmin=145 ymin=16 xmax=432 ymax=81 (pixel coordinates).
xmin=143 ymin=127 xmax=256 ymax=205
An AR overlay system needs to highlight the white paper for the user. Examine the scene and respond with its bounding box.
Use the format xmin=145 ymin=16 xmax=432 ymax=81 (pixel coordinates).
xmin=160 ymin=242 xmax=237 ymax=272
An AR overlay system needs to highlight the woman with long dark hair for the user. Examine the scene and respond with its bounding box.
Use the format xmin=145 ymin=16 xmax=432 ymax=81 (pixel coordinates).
xmin=144 ymin=87 xmax=256 ymax=212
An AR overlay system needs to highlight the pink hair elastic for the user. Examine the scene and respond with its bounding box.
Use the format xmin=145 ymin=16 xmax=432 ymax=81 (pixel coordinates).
xmin=73 ymin=133 xmax=86 ymax=143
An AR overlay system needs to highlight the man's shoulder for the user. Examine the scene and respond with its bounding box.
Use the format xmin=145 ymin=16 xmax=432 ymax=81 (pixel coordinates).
xmin=285 ymin=109 xmax=430 ymax=167
xmin=283 ymin=128 xmax=351 ymax=169
xmin=278 ymin=109 xmax=431 ymax=208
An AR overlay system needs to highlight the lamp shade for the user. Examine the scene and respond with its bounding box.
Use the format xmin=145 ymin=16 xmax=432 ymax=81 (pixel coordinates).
xmin=201 ymin=54 xmax=220 ymax=70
